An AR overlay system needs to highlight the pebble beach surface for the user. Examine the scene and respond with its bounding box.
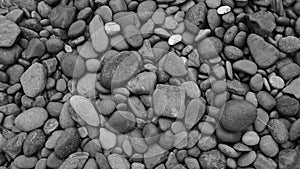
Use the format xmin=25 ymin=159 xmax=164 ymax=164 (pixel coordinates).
xmin=0 ymin=0 xmax=300 ymax=169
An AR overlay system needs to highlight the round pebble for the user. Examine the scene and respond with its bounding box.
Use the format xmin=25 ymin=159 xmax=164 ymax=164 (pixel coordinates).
xmin=242 ymin=131 xmax=260 ymax=146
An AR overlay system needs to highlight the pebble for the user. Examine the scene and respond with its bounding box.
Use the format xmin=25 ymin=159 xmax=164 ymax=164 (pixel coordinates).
xmin=257 ymin=91 xmax=276 ymax=110
xmin=279 ymin=63 xmax=300 ymax=80
xmin=127 ymin=72 xmax=156 ymax=94
xmin=95 ymin=153 xmax=111 ymax=169
xmin=185 ymin=2 xmax=207 ymax=33
xmin=70 ymin=95 xmax=99 ymax=127
xmin=217 ymin=6 xmax=231 ymax=15
xmin=0 ymin=44 xmax=22 ymax=66
xmin=108 ymin=153 xmax=130 ymax=169
xmin=159 ymin=130 xmax=174 ymax=150
xmin=283 ymin=77 xmax=300 ymax=99
xmin=5 ymin=9 xmax=24 ymax=23
xmin=278 ymin=149 xmax=297 ymax=169
xmin=247 ymin=34 xmax=279 ymax=68
xmin=218 ymin=144 xmax=238 ymax=158
xmin=153 ymin=84 xmax=185 ymax=118
xmin=181 ymin=81 xmax=201 ymax=98
xmin=23 ymin=129 xmax=46 ymax=156
xmin=76 ymin=73 xmax=97 ymax=98
xmin=197 ymin=37 xmax=223 ymax=59
xmin=184 ymin=98 xmax=205 ymax=129
xmin=123 ymin=24 xmax=143 ymax=48
xmin=26 ymin=38 xmax=45 ymax=59
xmin=104 ymin=22 xmax=121 ymax=35
xmin=246 ymin=11 xmax=276 ymax=37
xmin=14 ymin=155 xmax=38 ymax=169
xmin=109 ymin=0 xmax=128 ymax=13
xmin=259 ymin=135 xmax=279 ymax=157
xmin=137 ymin=0 xmax=157 ymax=22
xmin=269 ymin=76 xmax=285 ymax=89
xmin=15 ymin=107 xmax=48 ymax=132
xmin=163 ymin=52 xmax=187 ymax=77
xmin=45 ymin=130 xmax=62 ymax=149
xmin=276 ymin=95 xmax=299 ymax=117
xmin=198 ymin=136 xmax=217 ymax=151
xmin=152 ymin=8 xmax=165 ymax=25
xmin=232 ymin=60 xmax=257 ymax=75
xmin=278 ymin=36 xmax=300 ymax=53
xmin=220 ymin=100 xmax=257 ymax=132
xmin=59 ymin=152 xmax=89 ymax=169
xmin=48 ymin=4 xmax=76 ymax=29
xmin=144 ymin=144 xmax=168 ymax=169
xmin=99 ymin=128 xmax=117 ymax=150
xmin=46 ymin=37 xmax=64 ymax=54
xmin=54 ymin=127 xmax=81 ymax=159
xmin=168 ymin=34 xmax=182 ymax=45
xmin=163 ymin=16 xmax=178 ymax=30
xmin=89 ymin=15 xmax=109 ymax=53
xmin=106 ymin=111 xmax=136 ymax=134
xmin=254 ymin=108 xmax=269 ymax=132
xmin=289 ymin=119 xmax=300 ymax=141
xmin=1 ymin=133 xmax=24 ymax=159
xmin=206 ymin=0 xmax=221 ymax=8
xmin=199 ymin=150 xmax=226 ymax=169
xmin=237 ymin=151 xmax=257 ymax=167
xmin=242 ymin=131 xmax=260 ymax=146
xmin=60 ymin=51 xmax=86 ymax=78
xmin=68 ymin=20 xmax=86 ymax=39
xmin=20 ymin=62 xmax=47 ymax=98
xmin=268 ymin=119 xmax=289 ymax=144
xmin=77 ymin=40 xmax=98 ymax=59
xmin=0 ymin=17 xmax=21 ymax=47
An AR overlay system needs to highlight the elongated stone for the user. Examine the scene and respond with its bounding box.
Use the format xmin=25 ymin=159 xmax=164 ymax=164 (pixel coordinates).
xmin=89 ymin=15 xmax=109 ymax=53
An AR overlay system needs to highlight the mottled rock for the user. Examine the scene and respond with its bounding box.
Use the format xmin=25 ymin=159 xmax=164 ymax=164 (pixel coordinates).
xmin=0 ymin=18 xmax=21 ymax=47
xmin=48 ymin=4 xmax=76 ymax=29
xmin=23 ymin=129 xmax=46 ymax=156
xmin=106 ymin=111 xmax=136 ymax=134
xmin=15 ymin=107 xmax=48 ymax=132
xmin=246 ymin=11 xmax=276 ymax=37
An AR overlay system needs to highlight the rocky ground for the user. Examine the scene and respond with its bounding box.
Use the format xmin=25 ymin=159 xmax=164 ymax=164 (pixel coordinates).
xmin=0 ymin=0 xmax=300 ymax=169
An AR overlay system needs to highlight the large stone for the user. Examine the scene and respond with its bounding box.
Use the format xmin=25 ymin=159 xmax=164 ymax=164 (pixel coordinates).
xmin=20 ymin=62 xmax=47 ymax=98
xmin=220 ymin=100 xmax=257 ymax=132
xmin=2 ymin=132 xmax=27 ymax=159
xmin=60 ymin=51 xmax=86 ymax=79
xmin=184 ymin=98 xmax=206 ymax=129
xmin=163 ymin=52 xmax=187 ymax=77
xmin=89 ymin=15 xmax=109 ymax=53
xmin=246 ymin=11 xmax=276 ymax=37
xmin=48 ymin=4 xmax=76 ymax=29
xmin=15 ymin=107 xmax=48 ymax=132
xmin=99 ymin=128 xmax=116 ymax=150
xmin=0 ymin=17 xmax=21 ymax=47
xmin=58 ymin=152 xmax=89 ymax=169
xmin=247 ymin=34 xmax=279 ymax=68
xmin=108 ymin=153 xmax=130 ymax=169
xmin=76 ymin=73 xmax=97 ymax=98
xmin=199 ymin=149 xmax=226 ymax=169
xmin=0 ymin=44 xmax=22 ymax=65
xmin=283 ymin=77 xmax=300 ymax=99
xmin=197 ymin=37 xmax=223 ymax=59
xmin=70 ymin=95 xmax=100 ymax=127
xmin=278 ymin=36 xmax=300 ymax=53
xmin=153 ymin=84 xmax=186 ymax=118
xmin=106 ymin=111 xmax=136 ymax=134
xmin=23 ymin=129 xmax=46 ymax=156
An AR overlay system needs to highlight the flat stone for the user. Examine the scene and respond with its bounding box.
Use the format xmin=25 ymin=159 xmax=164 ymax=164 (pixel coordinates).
xmin=48 ymin=4 xmax=76 ymax=29
xmin=5 ymin=9 xmax=24 ymax=23
xmin=95 ymin=153 xmax=111 ymax=169
xmin=0 ymin=17 xmax=21 ymax=47
xmin=89 ymin=15 xmax=109 ymax=53
xmin=60 ymin=51 xmax=86 ymax=78
xmin=254 ymin=153 xmax=277 ymax=169
xmin=137 ymin=0 xmax=157 ymax=22
xmin=238 ymin=151 xmax=257 ymax=167
xmin=68 ymin=20 xmax=86 ymax=39
xmin=152 ymin=8 xmax=165 ymax=25
xmin=257 ymin=91 xmax=276 ymax=110
xmin=109 ymin=0 xmax=128 ymax=13
xmin=242 ymin=131 xmax=260 ymax=146
xmin=58 ymin=152 xmax=89 ymax=169
xmin=113 ymin=12 xmax=140 ymax=29
xmin=23 ymin=129 xmax=46 ymax=156
xmin=70 ymin=95 xmax=100 ymax=127
xmin=14 ymin=155 xmax=38 ymax=169
xmin=279 ymin=63 xmax=300 ymax=80
xmin=0 ymin=44 xmax=22 ymax=66
xmin=283 ymin=77 xmax=300 ymax=99
xmin=247 ymin=34 xmax=279 ymax=68
xmin=269 ymin=76 xmax=284 ymax=89
xmin=20 ymin=63 xmax=47 ymax=98
xmin=99 ymin=128 xmax=116 ymax=150
xmin=181 ymin=81 xmax=201 ymax=98
xmin=224 ymin=45 xmax=243 ymax=60
xmin=268 ymin=119 xmax=289 ymax=144
xmin=278 ymin=149 xmax=297 ymax=169
xmin=246 ymin=11 xmax=276 ymax=37
xmin=259 ymin=135 xmax=279 ymax=157
xmin=153 ymin=84 xmax=186 ymax=118
xmin=140 ymin=19 xmax=155 ymax=38
xmin=227 ymin=80 xmax=249 ymax=95
xmin=15 ymin=107 xmax=48 ymax=132
xmin=163 ymin=52 xmax=187 ymax=77
xmin=290 ymin=119 xmax=300 ymax=141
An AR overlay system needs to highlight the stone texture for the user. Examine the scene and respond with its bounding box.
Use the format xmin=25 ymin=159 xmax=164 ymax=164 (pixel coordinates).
xmin=15 ymin=107 xmax=48 ymax=132
xmin=0 ymin=17 xmax=21 ymax=47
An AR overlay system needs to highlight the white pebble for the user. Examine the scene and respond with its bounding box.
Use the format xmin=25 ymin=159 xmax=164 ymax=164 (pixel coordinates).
xmin=269 ymin=76 xmax=285 ymax=89
xmin=217 ymin=6 xmax=231 ymax=15
xmin=168 ymin=34 xmax=182 ymax=45
xmin=104 ymin=22 xmax=121 ymax=35
xmin=64 ymin=44 xmax=72 ymax=53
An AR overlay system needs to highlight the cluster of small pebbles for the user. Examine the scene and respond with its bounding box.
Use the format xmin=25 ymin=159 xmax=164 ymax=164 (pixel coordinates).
xmin=0 ymin=0 xmax=300 ymax=169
